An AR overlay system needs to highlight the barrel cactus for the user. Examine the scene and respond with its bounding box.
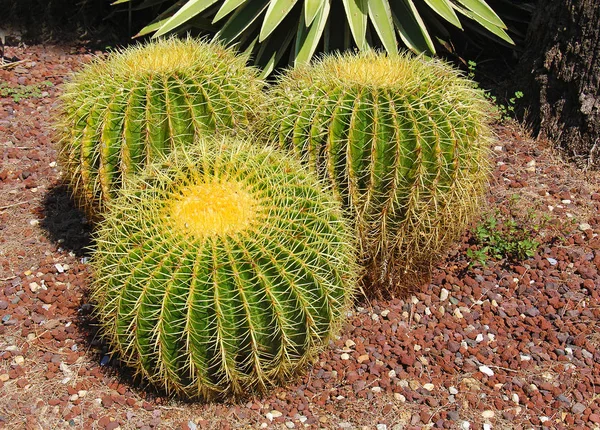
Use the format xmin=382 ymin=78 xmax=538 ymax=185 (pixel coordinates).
xmin=57 ymin=37 xmax=264 ymax=219
xmin=263 ymin=51 xmax=492 ymax=297
xmin=90 ymin=136 xmax=357 ymax=400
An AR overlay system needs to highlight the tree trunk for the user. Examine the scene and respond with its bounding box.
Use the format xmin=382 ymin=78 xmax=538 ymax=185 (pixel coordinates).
xmin=520 ymin=0 xmax=600 ymax=169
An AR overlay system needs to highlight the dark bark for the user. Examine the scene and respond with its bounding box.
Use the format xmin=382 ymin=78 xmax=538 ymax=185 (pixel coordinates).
xmin=520 ymin=0 xmax=600 ymax=168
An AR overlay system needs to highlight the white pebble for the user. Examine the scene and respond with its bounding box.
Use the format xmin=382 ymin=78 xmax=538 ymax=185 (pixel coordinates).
xmin=481 ymin=410 xmax=495 ymax=419
xmin=388 ymin=370 xmax=396 ymax=378
xmin=380 ymin=309 xmax=390 ymax=317
xmin=55 ymin=263 xmax=65 ymax=273
xmin=376 ymin=425 xmax=387 ymax=430
xmin=265 ymin=413 xmax=273 ymax=422
xmin=260 ymin=423 xmax=268 ymax=429
xmin=394 ymin=393 xmax=406 ymax=402
xmin=483 ymin=424 xmax=492 ymax=430
xmin=270 ymin=410 xmax=283 ymax=418
xmin=14 ymin=356 xmax=24 ymax=365
xmin=449 ymin=386 xmax=458 ymax=395
xmin=479 ymin=365 xmax=494 ymax=377
xmin=561 ymin=199 xmax=571 ymax=204
xmin=371 ymin=387 xmax=382 ymax=393
xmin=345 ymin=339 xmax=355 ymax=348
xmin=440 ymin=288 xmax=449 ymax=301
xmin=579 ymin=223 xmax=592 ymax=231
xmin=476 ymin=334 xmax=484 ymax=342
xmin=461 ymin=421 xmax=471 ymax=430
xmin=540 ymin=417 xmax=549 ymax=423
xmin=49 ymin=161 xmax=57 ymax=167
xmin=487 ymin=333 xmax=496 ymax=342
xmin=493 ymin=145 xmax=503 ymax=152
xmin=520 ymin=355 xmax=531 ymax=361
xmin=453 ymin=309 xmax=463 ymax=319
xmin=340 ymin=353 xmax=350 ymax=360
xmin=512 ymin=393 xmax=520 ymax=404
xmin=29 ymin=219 xmax=39 ymax=226
xmin=371 ymin=313 xmax=379 ymax=321
xmin=285 ymin=422 xmax=295 ymax=429
xmin=424 ymin=307 xmax=431 ymax=316
xmin=423 ymin=383 xmax=434 ymax=391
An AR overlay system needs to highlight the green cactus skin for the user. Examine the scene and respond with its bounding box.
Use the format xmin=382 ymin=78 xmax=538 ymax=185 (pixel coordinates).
xmin=57 ymin=37 xmax=264 ymax=220
xmin=90 ymin=136 xmax=357 ymax=400
xmin=263 ymin=52 xmax=492 ymax=297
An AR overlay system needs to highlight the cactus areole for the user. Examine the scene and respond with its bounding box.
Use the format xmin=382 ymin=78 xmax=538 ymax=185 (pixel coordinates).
xmin=91 ymin=138 xmax=357 ymax=400
xmin=57 ymin=37 xmax=264 ymax=219
xmin=265 ymin=52 xmax=492 ymax=296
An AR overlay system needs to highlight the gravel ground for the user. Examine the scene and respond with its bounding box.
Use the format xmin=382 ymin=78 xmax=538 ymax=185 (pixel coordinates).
xmin=1 ymin=44 xmax=600 ymax=430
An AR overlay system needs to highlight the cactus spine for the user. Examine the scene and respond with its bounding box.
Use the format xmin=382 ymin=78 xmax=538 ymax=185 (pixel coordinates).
xmin=57 ymin=37 xmax=264 ymax=219
xmin=90 ymin=137 xmax=357 ymax=400
xmin=264 ymin=51 xmax=492 ymax=296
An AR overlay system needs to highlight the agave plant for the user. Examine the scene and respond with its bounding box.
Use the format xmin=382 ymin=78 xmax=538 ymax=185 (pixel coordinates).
xmin=114 ymin=0 xmax=513 ymax=74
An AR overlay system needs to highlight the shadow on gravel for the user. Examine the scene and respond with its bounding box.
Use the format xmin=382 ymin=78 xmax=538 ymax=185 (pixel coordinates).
xmin=40 ymin=183 xmax=93 ymax=256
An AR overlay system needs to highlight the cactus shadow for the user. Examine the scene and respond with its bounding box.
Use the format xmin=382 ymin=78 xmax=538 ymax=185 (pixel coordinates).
xmin=40 ymin=183 xmax=93 ymax=256
xmin=74 ymin=292 xmax=178 ymax=404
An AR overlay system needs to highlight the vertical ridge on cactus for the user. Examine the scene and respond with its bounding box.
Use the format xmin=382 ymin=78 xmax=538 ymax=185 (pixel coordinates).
xmin=57 ymin=37 xmax=264 ymax=219
xmin=90 ymin=137 xmax=357 ymax=400
xmin=263 ymin=51 xmax=493 ymax=297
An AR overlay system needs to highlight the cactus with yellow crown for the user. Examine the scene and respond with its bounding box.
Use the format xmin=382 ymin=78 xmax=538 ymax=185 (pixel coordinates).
xmin=57 ymin=38 xmax=264 ymax=219
xmin=90 ymin=136 xmax=357 ymax=400
xmin=263 ymin=51 xmax=492 ymax=296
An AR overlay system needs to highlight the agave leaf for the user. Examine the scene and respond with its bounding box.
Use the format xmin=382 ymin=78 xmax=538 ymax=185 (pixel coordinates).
xmin=260 ymin=0 xmax=301 ymax=42
xmin=455 ymin=0 xmax=506 ymax=28
xmin=390 ymin=0 xmax=435 ymax=53
xmin=342 ymin=0 xmax=368 ymax=50
xmin=455 ymin=5 xmax=513 ymax=43
xmin=153 ymin=0 xmax=220 ymax=38
xmin=422 ymin=0 xmax=461 ymax=28
xmin=461 ymin=16 xmax=514 ymax=46
xmin=135 ymin=1 xmax=187 ymax=37
xmin=304 ymin=0 xmax=323 ymax=26
xmin=216 ymin=0 xmax=270 ymax=43
xmin=255 ymin=24 xmax=296 ymax=77
xmin=367 ymin=0 xmax=397 ymax=54
xmin=111 ymin=0 xmax=132 ymax=4
xmin=294 ymin=0 xmax=330 ymax=65
xmin=213 ymin=0 xmax=246 ymax=22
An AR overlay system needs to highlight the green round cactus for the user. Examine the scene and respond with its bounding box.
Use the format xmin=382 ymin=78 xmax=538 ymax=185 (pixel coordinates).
xmin=263 ymin=51 xmax=492 ymax=296
xmin=57 ymin=37 xmax=264 ymax=219
xmin=90 ymin=136 xmax=357 ymax=400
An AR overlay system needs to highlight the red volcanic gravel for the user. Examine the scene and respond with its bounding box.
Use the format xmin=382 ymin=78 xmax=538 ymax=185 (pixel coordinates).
xmin=1 ymin=44 xmax=600 ymax=429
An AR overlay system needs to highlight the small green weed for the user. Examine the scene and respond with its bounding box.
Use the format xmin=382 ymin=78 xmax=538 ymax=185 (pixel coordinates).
xmin=467 ymin=60 xmax=523 ymax=121
xmin=0 ymin=81 xmax=53 ymax=103
xmin=467 ymin=214 xmax=539 ymax=267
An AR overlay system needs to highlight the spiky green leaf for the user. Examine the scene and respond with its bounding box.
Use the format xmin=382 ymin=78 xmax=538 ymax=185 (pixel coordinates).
xmin=342 ymin=0 xmax=368 ymax=50
xmin=260 ymin=0 xmax=300 ymax=41
xmin=390 ymin=0 xmax=435 ymax=53
xmin=294 ymin=0 xmax=330 ymax=65
xmin=455 ymin=0 xmax=506 ymax=28
xmin=153 ymin=0 xmax=220 ymax=38
xmin=367 ymin=0 xmax=397 ymax=54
